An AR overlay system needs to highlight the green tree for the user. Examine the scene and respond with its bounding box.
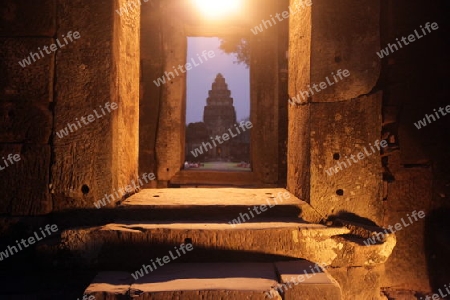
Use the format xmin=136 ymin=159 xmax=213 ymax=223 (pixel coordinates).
xmin=219 ymin=37 xmax=250 ymax=68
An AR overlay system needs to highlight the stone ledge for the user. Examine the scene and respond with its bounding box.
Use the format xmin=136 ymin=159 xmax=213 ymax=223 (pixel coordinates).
xmin=84 ymin=262 xmax=342 ymax=300
xmin=60 ymin=220 xmax=394 ymax=269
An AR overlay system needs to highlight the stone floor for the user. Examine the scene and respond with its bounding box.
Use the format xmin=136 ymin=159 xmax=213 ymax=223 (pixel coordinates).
xmin=121 ymin=188 xmax=305 ymax=207
xmin=85 ymin=261 xmax=341 ymax=300
xmin=0 ymin=188 xmax=399 ymax=299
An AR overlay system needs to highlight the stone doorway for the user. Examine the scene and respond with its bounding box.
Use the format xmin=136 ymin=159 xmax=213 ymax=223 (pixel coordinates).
xmin=140 ymin=0 xmax=289 ymax=187
xmin=184 ymin=37 xmax=251 ymax=172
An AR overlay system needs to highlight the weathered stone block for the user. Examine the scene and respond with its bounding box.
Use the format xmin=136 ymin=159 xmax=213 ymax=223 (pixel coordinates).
xmin=52 ymin=0 xmax=140 ymax=209
xmin=85 ymin=272 xmax=131 ymax=300
xmin=275 ymin=260 xmax=342 ymax=300
xmin=310 ymin=93 xmax=383 ymax=224
xmin=287 ymin=104 xmax=310 ymax=201
xmin=0 ymin=144 xmax=51 ymax=215
xmin=0 ymin=0 xmax=56 ymax=37
xmin=154 ymin=1 xmax=187 ymax=182
xmin=310 ymin=0 xmax=381 ymax=102
xmin=331 ymin=235 xmax=396 ymax=268
xmin=0 ymin=101 xmax=52 ymax=144
xmin=328 ymin=266 xmax=384 ymax=300
xmin=0 ymin=38 xmax=54 ymax=103
xmin=251 ymin=35 xmax=280 ymax=184
xmin=114 ymin=0 xmax=140 ymax=199
xmin=131 ymin=263 xmax=279 ymax=300
xmin=53 ymin=0 xmax=114 ymax=205
xmin=382 ymin=167 xmax=432 ymax=292
xmin=85 ymin=265 xmax=282 ymax=300
xmin=288 ymin=0 xmax=312 ymax=105
xmin=61 ymin=219 xmax=393 ymax=269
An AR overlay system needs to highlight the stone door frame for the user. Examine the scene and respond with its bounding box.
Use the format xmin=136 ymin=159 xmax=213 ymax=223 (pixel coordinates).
xmin=140 ymin=0 xmax=286 ymax=187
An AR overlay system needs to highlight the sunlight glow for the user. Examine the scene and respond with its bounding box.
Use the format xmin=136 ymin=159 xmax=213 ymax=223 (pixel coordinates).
xmin=193 ymin=0 xmax=241 ymax=18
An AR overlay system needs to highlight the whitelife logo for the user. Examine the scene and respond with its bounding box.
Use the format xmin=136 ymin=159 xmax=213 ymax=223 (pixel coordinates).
xmin=0 ymin=224 xmax=59 ymax=262
xmin=265 ymin=262 xmax=327 ymax=298
xmin=18 ymin=31 xmax=81 ymax=68
xmin=0 ymin=153 xmax=21 ymax=171
xmin=325 ymin=139 xmax=388 ymax=176
xmin=363 ymin=210 xmax=425 ymax=246
xmin=288 ymin=69 xmax=350 ymax=105
xmin=228 ymin=191 xmax=291 ymax=227
xmin=94 ymin=172 xmax=156 ymax=209
xmin=376 ymin=22 xmax=439 ymax=59
xmin=419 ymin=283 xmax=450 ymax=300
xmin=190 ymin=121 xmax=253 ymax=158
xmin=131 ymin=242 xmax=194 ymax=280
xmin=250 ymin=0 xmax=312 ymax=35
xmin=56 ymin=102 xmax=118 ymax=139
xmin=414 ymin=104 xmax=450 ymax=129
xmin=153 ymin=50 xmax=216 ymax=87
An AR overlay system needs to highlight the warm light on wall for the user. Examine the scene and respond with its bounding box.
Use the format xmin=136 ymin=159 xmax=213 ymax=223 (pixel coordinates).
xmin=192 ymin=0 xmax=241 ymax=18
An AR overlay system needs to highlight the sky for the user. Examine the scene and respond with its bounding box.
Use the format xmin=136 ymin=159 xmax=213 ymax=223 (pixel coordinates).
xmin=186 ymin=37 xmax=250 ymax=124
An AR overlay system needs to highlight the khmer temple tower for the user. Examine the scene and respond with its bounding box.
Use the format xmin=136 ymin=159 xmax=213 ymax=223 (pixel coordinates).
xmin=202 ymin=73 xmax=237 ymax=159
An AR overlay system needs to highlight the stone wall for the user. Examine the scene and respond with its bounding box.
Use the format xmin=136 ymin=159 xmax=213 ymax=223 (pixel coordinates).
xmin=287 ymin=0 xmax=450 ymax=295
xmin=288 ymin=0 xmax=383 ymax=224
xmin=379 ymin=0 xmax=450 ymax=294
xmin=0 ymin=0 xmax=140 ymax=218
xmin=0 ymin=0 xmax=55 ymax=216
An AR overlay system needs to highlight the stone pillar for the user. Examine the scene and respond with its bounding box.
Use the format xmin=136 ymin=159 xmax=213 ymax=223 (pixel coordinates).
xmin=51 ymin=0 xmax=140 ymax=209
xmin=154 ymin=0 xmax=187 ymax=184
xmin=140 ymin=0 xmax=163 ymax=187
xmin=250 ymin=0 xmax=280 ymax=184
xmin=288 ymin=0 xmax=383 ymax=224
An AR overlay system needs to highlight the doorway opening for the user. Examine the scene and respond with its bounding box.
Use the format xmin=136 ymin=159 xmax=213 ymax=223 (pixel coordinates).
xmin=184 ymin=37 xmax=251 ymax=172
xmin=139 ymin=0 xmax=290 ymax=187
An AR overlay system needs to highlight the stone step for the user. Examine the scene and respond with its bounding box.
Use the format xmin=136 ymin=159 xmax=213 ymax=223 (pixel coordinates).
xmin=51 ymin=188 xmax=324 ymax=227
xmin=59 ymin=220 xmax=394 ymax=270
xmin=118 ymin=188 xmax=320 ymax=222
xmin=83 ymin=261 xmax=342 ymax=300
xmin=274 ymin=261 xmax=342 ymax=299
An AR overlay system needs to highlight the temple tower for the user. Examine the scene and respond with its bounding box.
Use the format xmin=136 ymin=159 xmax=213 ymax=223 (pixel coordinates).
xmin=203 ymin=73 xmax=237 ymax=159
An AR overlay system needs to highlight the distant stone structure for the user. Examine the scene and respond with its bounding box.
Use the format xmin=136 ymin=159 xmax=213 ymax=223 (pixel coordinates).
xmin=185 ymin=73 xmax=250 ymax=161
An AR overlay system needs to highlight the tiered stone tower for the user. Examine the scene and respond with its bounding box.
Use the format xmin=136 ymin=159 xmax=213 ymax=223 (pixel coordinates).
xmin=203 ymin=73 xmax=237 ymax=159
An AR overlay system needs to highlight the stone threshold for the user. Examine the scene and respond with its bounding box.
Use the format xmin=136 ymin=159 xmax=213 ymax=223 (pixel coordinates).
xmin=84 ymin=261 xmax=341 ymax=300
xmin=118 ymin=188 xmax=324 ymax=224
